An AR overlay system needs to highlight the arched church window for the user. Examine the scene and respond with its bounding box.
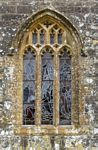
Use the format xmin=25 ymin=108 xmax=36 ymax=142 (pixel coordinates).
xmin=14 ymin=11 xmax=83 ymax=135
xmin=23 ymin=20 xmax=72 ymax=126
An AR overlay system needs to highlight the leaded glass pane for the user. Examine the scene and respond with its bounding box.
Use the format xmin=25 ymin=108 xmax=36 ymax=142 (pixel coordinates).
xmin=50 ymin=34 xmax=55 ymax=44
xmin=41 ymin=52 xmax=54 ymax=124
xmin=50 ymin=30 xmax=55 ymax=44
xmin=58 ymin=30 xmax=62 ymax=44
xmin=23 ymin=104 xmax=35 ymax=125
xmin=32 ymin=30 xmax=37 ymax=44
xmin=59 ymin=50 xmax=72 ymax=125
xmin=23 ymin=52 xmax=35 ymax=80
xmin=40 ymin=30 xmax=45 ymax=44
xmin=23 ymin=51 xmax=36 ymax=125
xmin=23 ymin=81 xmax=35 ymax=104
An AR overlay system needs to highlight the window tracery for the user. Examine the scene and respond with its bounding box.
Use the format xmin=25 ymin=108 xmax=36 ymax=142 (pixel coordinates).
xmin=13 ymin=13 xmax=84 ymax=135
xmin=23 ymin=19 xmax=72 ymax=126
xmin=32 ymin=19 xmax=64 ymax=47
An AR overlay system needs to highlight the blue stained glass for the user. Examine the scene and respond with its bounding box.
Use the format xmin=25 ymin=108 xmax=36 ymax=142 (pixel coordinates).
xmin=32 ymin=30 xmax=37 ymax=44
xmin=23 ymin=81 xmax=35 ymax=104
xmin=50 ymin=34 xmax=55 ymax=44
xmin=50 ymin=30 xmax=55 ymax=44
xmin=59 ymin=50 xmax=72 ymax=125
xmin=42 ymin=53 xmax=54 ymax=81
xmin=23 ymin=52 xmax=35 ymax=80
xmin=40 ymin=30 xmax=45 ymax=44
xmin=58 ymin=30 xmax=62 ymax=44
xmin=41 ymin=51 xmax=54 ymax=124
xmin=23 ymin=50 xmax=36 ymax=125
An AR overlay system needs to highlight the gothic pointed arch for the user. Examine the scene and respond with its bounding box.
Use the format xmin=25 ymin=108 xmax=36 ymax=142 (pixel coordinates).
xmin=12 ymin=8 xmax=87 ymax=136
xmin=12 ymin=8 xmax=83 ymax=54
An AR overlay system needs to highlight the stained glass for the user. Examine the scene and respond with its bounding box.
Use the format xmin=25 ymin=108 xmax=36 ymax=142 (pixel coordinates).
xmin=32 ymin=30 xmax=37 ymax=44
xmin=23 ymin=50 xmax=36 ymax=125
xmin=50 ymin=30 xmax=55 ymax=44
xmin=23 ymin=81 xmax=35 ymax=103
xmin=58 ymin=29 xmax=62 ymax=44
xmin=40 ymin=30 xmax=45 ymax=44
xmin=41 ymin=52 xmax=54 ymax=124
xmin=23 ymin=52 xmax=35 ymax=81
xmin=59 ymin=50 xmax=72 ymax=125
xmin=23 ymin=104 xmax=35 ymax=125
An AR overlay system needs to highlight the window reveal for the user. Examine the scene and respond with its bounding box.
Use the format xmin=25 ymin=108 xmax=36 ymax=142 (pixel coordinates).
xmin=41 ymin=51 xmax=54 ymax=125
xmin=59 ymin=50 xmax=72 ymax=125
xmin=23 ymin=50 xmax=36 ymax=125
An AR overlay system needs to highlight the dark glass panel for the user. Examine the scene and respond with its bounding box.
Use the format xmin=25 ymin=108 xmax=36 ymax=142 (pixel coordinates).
xmin=59 ymin=50 xmax=72 ymax=125
xmin=23 ymin=104 xmax=35 ymax=125
xmin=23 ymin=81 xmax=35 ymax=104
xmin=32 ymin=30 xmax=37 ymax=44
xmin=41 ymin=81 xmax=53 ymax=124
xmin=53 ymin=25 xmax=59 ymax=30
xmin=50 ymin=30 xmax=55 ymax=44
xmin=23 ymin=51 xmax=35 ymax=125
xmin=40 ymin=30 xmax=45 ymax=44
xmin=41 ymin=51 xmax=54 ymax=124
xmin=44 ymin=20 xmax=52 ymax=28
xmin=58 ymin=29 xmax=62 ymax=44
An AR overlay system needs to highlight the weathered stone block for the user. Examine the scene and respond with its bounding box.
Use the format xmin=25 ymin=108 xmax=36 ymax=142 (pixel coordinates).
xmin=0 ymin=4 xmax=16 ymax=13
xmin=17 ymin=5 xmax=33 ymax=14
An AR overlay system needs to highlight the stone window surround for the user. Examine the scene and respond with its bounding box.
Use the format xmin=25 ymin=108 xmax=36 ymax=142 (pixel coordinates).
xmin=10 ymin=9 xmax=88 ymax=136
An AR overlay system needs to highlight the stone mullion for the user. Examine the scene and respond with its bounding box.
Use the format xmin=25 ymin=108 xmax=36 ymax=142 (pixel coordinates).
xmin=55 ymin=31 xmax=58 ymax=44
xmin=54 ymin=52 xmax=59 ymax=126
xmin=35 ymin=52 xmax=41 ymax=125
xmin=46 ymin=29 xmax=49 ymax=44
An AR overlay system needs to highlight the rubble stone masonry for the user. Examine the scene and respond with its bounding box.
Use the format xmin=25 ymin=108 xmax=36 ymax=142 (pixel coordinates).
xmin=0 ymin=0 xmax=97 ymax=149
